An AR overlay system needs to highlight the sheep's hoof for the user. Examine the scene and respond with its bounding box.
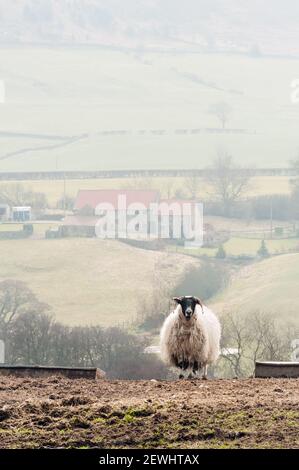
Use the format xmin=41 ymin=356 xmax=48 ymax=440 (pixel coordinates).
xmin=187 ymin=373 xmax=194 ymax=380
xmin=202 ymin=376 xmax=208 ymax=381
xmin=179 ymin=374 xmax=184 ymax=379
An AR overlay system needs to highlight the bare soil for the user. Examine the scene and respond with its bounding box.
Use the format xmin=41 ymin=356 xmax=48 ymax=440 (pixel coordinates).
xmin=0 ymin=376 xmax=298 ymax=449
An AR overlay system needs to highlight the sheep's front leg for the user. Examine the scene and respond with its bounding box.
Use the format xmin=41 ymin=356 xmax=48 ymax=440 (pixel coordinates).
xmin=187 ymin=370 xmax=196 ymax=379
xmin=202 ymin=364 xmax=208 ymax=380
xmin=178 ymin=366 xmax=187 ymax=379
xmin=178 ymin=358 xmax=189 ymax=379
xmin=187 ymin=362 xmax=196 ymax=379
xmin=186 ymin=361 xmax=201 ymax=380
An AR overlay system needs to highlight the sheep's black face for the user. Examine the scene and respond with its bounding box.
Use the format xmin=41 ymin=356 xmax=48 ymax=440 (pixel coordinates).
xmin=173 ymin=296 xmax=202 ymax=321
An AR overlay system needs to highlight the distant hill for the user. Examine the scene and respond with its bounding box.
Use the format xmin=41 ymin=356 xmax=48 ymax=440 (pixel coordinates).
xmin=1 ymin=0 xmax=299 ymax=57
xmin=0 ymin=238 xmax=198 ymax=326
xmin=0 ymin=2 xmax=299 ymax=172
xmin=212 ymin=253 xmax=299 ymax=325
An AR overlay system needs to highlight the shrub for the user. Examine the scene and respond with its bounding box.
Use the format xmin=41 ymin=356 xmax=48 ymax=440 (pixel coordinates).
xmin=216 ymin=244 xmax=226 ymax=259
xmin=257 ymin=240 xmax=269 ymax=258
xmin=138 ymin=312 xmax=166 ymax=331
xmin=173 ymin=262 xmax=228 ymax=301
xmin=23 ymin=224 xmax=33 ymax=235
xmin=56 ymin=195 xmax=75 ymax=211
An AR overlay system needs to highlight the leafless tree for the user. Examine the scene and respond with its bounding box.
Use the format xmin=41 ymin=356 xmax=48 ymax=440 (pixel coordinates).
xmin=220 ymin=312 xmax=251 ymax=377
xmin=0 ymin=182 xmax=48 ymax=209
xmin=184 ymin=173 xmax=201 ymax=199
xmin=0 ymin=280 xmax=48 ymax=340
xmin=164 ymin=178 xmax=175 ymax=199
xmin=219 ymin=311 xmax=297 ymax=378
xmin=205 ymin=152 xmax=250 ymax=216
xmin=122 ymin=176 xmax=155 ymax=191
xmin=0 ymin=281 xmax=167 ymax=378
xmin=8 ymin=311 xmax=53 ymax=365
xmin=0 ymin=183 xmax=27 ymax=206
xmin=56 ymin=195 xmax=75 ymax=211
xmin=209 ymin=101 xmax=232 ymax=129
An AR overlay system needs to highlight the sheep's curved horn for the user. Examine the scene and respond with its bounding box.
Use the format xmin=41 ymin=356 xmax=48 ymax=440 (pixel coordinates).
xmin=194 ymin=297 xmax=204 ymax=314
xmin=173 ymin=297 xmax=183 ymax=303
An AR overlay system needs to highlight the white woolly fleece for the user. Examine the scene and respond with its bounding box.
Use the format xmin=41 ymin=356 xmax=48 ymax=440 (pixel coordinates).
xmin=160 ymin=304 xmax=221 ymax=371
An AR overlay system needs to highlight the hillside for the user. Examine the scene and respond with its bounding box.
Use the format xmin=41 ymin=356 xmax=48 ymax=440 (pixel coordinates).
xmin=0 ymin=238 xmax=197 ymax=326
xmin=0 ymin=375 xmax=298 ymax=448
xmin=1 ymin=47 xmax=299 ymax=172
xmin=1 ymin=2 xmax=299 ymax=172
xmin=212 ymin=253 xmax=299 ymax=324
xmin=1 ymin=1 xmax=299 ymax=57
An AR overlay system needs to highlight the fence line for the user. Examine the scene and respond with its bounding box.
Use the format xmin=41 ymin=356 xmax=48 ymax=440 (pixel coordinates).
xmin=0 ymin=168 xmax=297 ymax=181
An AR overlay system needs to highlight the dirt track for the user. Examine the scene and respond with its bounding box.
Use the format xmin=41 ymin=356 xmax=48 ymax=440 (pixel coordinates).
xmin=0 ymin=376 xmax=298 ymax=449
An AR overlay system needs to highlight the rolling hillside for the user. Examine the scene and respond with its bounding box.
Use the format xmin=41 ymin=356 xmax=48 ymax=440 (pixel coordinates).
xmin=0 ymin=47 xmax=299 ymax=172
xmin=1 ymin=1 xmax=299 ymax=56
xmin=212 ymin=253 xmax=299 ymax=324
xmin=0 ymin=238 xmax=198 ymax=326
xmin=1 ymin=2 xmax=299 ymax=172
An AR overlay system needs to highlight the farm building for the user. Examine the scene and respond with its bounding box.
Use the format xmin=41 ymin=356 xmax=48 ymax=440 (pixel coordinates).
xmin=0 ymin=204 xmax=10 ymax=221
xmin=63 ymin=189 xmax=159 ymax=238
xmin=0 ymin=205 xmax=32 ymax=222
xmin=74 ymin=189 xmax=159 ymax=214
xmin=60 ymin=189 xmax=211 ymax=245
xmin=12 ymin=206 xmax=32 ymax=222
xmin=60 ymin=215 xmax=99 ymax=237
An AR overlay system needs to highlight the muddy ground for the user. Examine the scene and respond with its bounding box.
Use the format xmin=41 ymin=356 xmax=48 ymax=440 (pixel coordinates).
xmin=0 ymin=376 xmax=298 ymax=449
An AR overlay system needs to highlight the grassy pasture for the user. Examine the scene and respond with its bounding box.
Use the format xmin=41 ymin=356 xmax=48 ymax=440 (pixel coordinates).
xmin=0 ymin=47 xmax=299 ymax=171
xmin=0 ymin=223 xmax=21 ymax=232
xmin=0 ymin=238 xmax=198 ymax=326
xmin=0 ymin=222 xmax=60 ymax=235
xmin=176 ymin=237 xmax=299 ymax=258
xmin=211 ymin=252 xmax=299 ymax=324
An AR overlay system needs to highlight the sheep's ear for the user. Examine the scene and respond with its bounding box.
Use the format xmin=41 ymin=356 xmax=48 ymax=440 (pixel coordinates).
xmin=173 ymin=297 xmax=182 ymax=304
xmin=194 ymin=297 xmax=203 ymax=306
xmin=194 ymin=297 xmax=204 ymax=313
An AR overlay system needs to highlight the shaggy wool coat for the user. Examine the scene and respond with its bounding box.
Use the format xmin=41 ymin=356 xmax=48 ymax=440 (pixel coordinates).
xmin=160 ymin=304 xmax=221 ymax=368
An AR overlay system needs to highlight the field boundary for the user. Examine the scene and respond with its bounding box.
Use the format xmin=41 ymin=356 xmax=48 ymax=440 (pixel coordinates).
xmin=0 ymin=168 xmax=296 ymax=181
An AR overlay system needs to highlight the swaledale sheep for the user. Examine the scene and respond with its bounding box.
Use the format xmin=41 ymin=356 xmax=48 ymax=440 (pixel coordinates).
xmin=160 ymin=296 xmax=221 ymax=379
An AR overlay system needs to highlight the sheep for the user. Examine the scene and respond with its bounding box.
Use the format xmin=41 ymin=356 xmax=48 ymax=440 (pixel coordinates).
xmin=160 ymin=296 xmax=221 ymax=379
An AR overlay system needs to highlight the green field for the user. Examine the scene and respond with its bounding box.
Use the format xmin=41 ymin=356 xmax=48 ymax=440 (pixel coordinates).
xmin=211 ymin=253 xmax=299 ymax=324
xmin=0 ymin=223 xmax=21 ymax=232
xmin=174 ymin=236 xmax=299 ymax=258
xmin=0 ymin=238 xmax=198 ymax=326
xmin=0 ymin=47 xmax=299 ymax=172
xmin=0 ymin=222 xmax=59 ymax=234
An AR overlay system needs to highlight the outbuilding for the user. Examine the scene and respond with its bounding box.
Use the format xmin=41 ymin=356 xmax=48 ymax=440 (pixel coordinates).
xmin=12 ymin=206 xmax=31 ymax=222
